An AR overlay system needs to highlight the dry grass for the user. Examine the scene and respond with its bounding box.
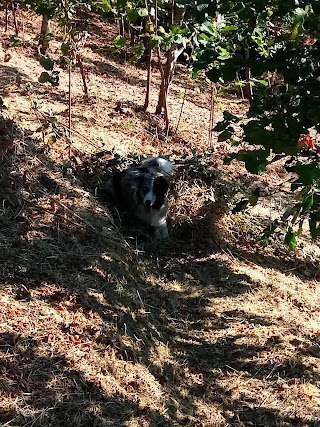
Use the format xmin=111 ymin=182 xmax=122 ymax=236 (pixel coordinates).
xmin=0 ymin=6 xmax=320 ymax=427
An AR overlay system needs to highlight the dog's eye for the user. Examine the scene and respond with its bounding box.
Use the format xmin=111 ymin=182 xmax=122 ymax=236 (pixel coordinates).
xmin=142 ymin=185 xmax=149 ymax=192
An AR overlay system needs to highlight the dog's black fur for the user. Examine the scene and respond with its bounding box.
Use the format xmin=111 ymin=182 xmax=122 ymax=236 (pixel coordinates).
xmin=104 ymin=157 xmax=173 ymax=239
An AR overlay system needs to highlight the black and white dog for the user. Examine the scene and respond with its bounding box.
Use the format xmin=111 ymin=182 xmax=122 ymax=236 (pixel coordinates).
xmin=105 ymin=157 xmax=173 ymax=239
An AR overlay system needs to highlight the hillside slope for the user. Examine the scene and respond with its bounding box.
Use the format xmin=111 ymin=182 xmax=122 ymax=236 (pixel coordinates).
xmin=0 ymin=8 xmax=319 ymax=427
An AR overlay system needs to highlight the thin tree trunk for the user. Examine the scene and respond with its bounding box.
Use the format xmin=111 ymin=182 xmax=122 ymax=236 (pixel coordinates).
xmin=5 ymin=0 xmax=8 ymax=32
xmin=21 ymin=7 xmax=24 ymax=41
xmin=242 ymin=16 xmax=256 ymax=99
xmin=208 ymin=83 xmax=216 ymax=146
xmin=119 ymin=15 xmax=124 ymax=36
xmin=11 ymin=1 xmax=18 ymax=36
xmin=143 ymin=44 xmax=152 ymax=111
xmin=39 ymin=14 xmax=50 ymax=55
xmin=130 ymin=27 xmax=135 ymax=47
xmin=242 ymin=48 xmax=252 ymax=99
xmin=68 ymin=62 xmax=72 ymax=141
xmin=76 ymin=54 xmax=89 ymax=98
xmin=157 ymin=47 xmax=169 ymax=131
xmin=156 ymin=49 xmax=171 ymax=114
xmin=155 ymin=1 xmax=186 ymax=115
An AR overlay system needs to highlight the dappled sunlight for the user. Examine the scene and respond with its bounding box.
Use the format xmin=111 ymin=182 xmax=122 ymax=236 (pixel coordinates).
xmin=0 ymin=6 xmax=319 ymax=426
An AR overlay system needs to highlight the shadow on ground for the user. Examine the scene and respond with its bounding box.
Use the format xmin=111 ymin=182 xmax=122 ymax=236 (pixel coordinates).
xmin=0 ymin=87 xmax=319 ymax=427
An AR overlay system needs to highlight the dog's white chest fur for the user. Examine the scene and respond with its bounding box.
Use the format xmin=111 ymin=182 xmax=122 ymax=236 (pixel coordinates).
xmin=135 ymin=203 xmax=169 ymax=239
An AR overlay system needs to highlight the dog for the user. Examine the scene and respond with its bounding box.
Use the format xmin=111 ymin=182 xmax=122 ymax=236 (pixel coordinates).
xmin=104 ymin=157 xmax=174 ymax=239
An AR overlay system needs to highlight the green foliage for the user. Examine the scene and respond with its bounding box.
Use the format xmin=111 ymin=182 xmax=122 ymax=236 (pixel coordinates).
xmin=22 ymin=0 xmax=88 ymax=21
xmin=38 ymin=70 xmax=60 ymax=86
xmin=22 ymin=0 xmax=58 ymax=17
xmin=284 ymin=227 xmax=298 ymax=249
xmin=38 ymin=54 xmax=60 ymax=86
xmin=131 ymin=44 xmax=145 ymax=62
xmin=94 ymin=0 xmax=112 ymax=13
xmin=190 ymin=0 xmax=320 ymax=244
xmin=39 ymin=55 xmax=54 ymax=71
xmin=111 ymin=0 xmax=192 ymax=59
xmin=20 ymin=0 xmax=320 ymax=246
xmin=114 ymin=35 xmax=126 ymax=48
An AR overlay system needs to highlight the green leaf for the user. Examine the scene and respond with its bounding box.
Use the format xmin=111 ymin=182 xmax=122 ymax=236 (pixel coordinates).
xmin=221 ymin=25 xmax=238 ymax=31
xmin=290 ymin=22 xmax=301 ymax=40
xmin=38 ymin=71 xmax=51 ymax=83
xmin=217 ymin=46 xmax=231 ymax=60
xmin=137 ymin=7 xmax=148 ymax=17
xmin=284 ymin=227 xmax=298 ymax=249
xmin=293 ymin=7 xmax=307 ymax=24
xmin=114 ymin=35 xmax=126 ymax=48
xmin=130 ymin=44 xmax=145 ymax=62
xmin=198 ymin=33 xmax=210 ymax=42
xmin=61 ymin=40 xmax=71 ymax=55
xmin=126 ymin=8 xmax=139 ymax=22
xmin=132 ymin=44 xmax=145 ymax=56
xmin=60 ymin=55 xmax=71 ymax=67
xmin=150 ymin=35 xmax=163 ymax=48
xmin=150 ymin=7 xmax=155 ymax=17
xmin=302 ymin=194 xmax=314 ymax=213
xmin=242 ymin=150 xmax=270 ymax=174
xmin=257 ymin=79 xmax=268 ymax=86
xmin=95 ymin=0 xmax=111 ymax=13
xmin=39 ymin=55 xmax=54 ymax=71
xmin=200 ymin=22 xmax=216 ymax=36
xmin=291 ymin=162 xmax=320 ymax=189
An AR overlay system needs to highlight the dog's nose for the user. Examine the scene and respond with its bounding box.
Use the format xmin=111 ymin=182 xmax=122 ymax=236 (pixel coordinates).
xmin=145 ymin=199 xmax=152 ymax=207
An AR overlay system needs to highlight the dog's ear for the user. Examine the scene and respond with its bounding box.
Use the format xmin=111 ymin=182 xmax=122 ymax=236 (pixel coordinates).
xmin=128 ymin=167 xmax=146 ymax=183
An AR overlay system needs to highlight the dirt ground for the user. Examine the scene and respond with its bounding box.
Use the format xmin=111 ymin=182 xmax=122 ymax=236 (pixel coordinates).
xmin=0 ymin=7 xmax=319 ymax=427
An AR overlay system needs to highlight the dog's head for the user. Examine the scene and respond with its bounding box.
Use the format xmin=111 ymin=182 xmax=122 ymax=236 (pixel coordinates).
xmin=136 ymin=168 xmax=170 ymax=210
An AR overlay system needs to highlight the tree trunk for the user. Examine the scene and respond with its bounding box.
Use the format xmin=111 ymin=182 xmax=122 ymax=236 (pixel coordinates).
xmin=5 ymin=0 xmax=9 ymax=32
xmin=143 ymin=44 xmax=152 ymax=111
xmin=76 ymin=54 xmax=89 ymax=98
xmin=241 ymin=16 xmax=256 ymax=99
xmin=155 ymin=1 xmax=187 ymax=116
xmin=156 ymin=47 xmax=169 ymax=131
xmin=68 ymin=62 xmax=72 ymax=139
xmin=156 ymin=44 xmax=184 ymax=115
xmin=242 ymin=47 xmax=252 ymax=99
xmin=39 ymin=14 xmax=50 ymax=55
xmin=11 ymin=1 xmax=19 ymax=36
xmin=118 ymin=15 xmax=124 ymax=36
xmin=156 ymin=48 xmax=174 ymax=114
